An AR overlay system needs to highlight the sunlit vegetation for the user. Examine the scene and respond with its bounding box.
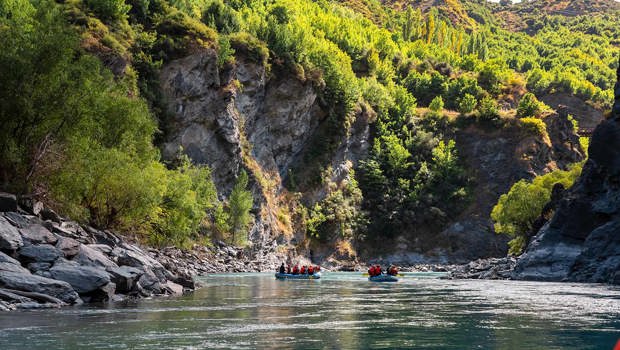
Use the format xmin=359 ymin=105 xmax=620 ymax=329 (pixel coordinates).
xmin=0 ymin=0 xmax=615 ymax=249
xmin=491 ymin=162 xmax=584 ymax=255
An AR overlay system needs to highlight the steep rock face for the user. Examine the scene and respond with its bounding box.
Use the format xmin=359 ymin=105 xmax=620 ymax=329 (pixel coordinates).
xmin=514 ymin=58 xmax=620 ymax=284
xmin=161 ymin=50 xmax=324 ymax=191
xmin=436 ymin=109 xmax=584 ymax=263
xmin=160 ymin=49 xmax=367 ymax=254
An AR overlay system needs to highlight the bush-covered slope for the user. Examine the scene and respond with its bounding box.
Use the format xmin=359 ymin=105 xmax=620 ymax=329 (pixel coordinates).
xmin=0 ymin=0 xmax=613 ymax=263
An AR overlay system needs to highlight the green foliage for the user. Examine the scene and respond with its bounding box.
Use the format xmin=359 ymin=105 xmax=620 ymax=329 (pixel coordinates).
xmin=226 ymin=170 xmax=253 ymax=245
xmin=520 ymin=117 xmax=548 ymax=139
xmin=2 ymin=0 xmax=617 ymax=252
xmin=458 ymin=93 xmax=477 ymax=114
xmin=306 ymin=172 xmax=366 ymax=241
xmin=476 ymin=96 xmax=500 ymax=123
xmin=0 ymin=1 xmax=220 ymax=247
xmin=491 ymin=162 xmax=583 ymax=255
xmin=84 ymin=0 xmax=130 ymax=21
xmin=517 ymin=93 xmax=543 ymax=117
xmin=152 ymin=156 xmax=218 ymax=246
xmin=217 ymin=35 xmax=235 ymax=67
xmin=202 ymin=0 xmax=240 ymax=34
xmin=429 ymin=96 xmax=444 ymax=112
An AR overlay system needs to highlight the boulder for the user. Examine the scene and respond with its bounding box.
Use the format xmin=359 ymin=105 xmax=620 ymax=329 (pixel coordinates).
xmin=0 ymin=288 xmax=35 ymax=303
xmin=0 ymin=251 xmax=20 ymax=265
xmin=85 ymin=282 xmax=116 ymax=303
xmin=107 ymin=266 xmax=142 ymax=294
xmin=51 ymin=221 xmax=93 ymax=243
xmin=3 ymin=212 xmax=31 ymax=228
xmin=85 ymin=226 xmax=121 ymax=246
xmin=87 ymin=244 xmax=113 ymax=255
xmin=0 ymin=192 xmax=17 ymax=212
xmin=163 ymin=281 xmax=184 ymax=295
xmin=49 ymin=264 xmax=111 ymax=294
xmin=73 ymin=244 xmax=118 ymax=269
xmin=0 ymin=216 xmax=23 ymax=251
xmin=0 ymin=270 xmax=79 ymax=303
xmin=40 ymin=207 xmax=61 ymax=223
xmin=18 ymin=198 xmax=44 ymax=216
xmin=0 ymin=262 xmax=30 ymax=274
xmin=20 ymin=224 xmax=58 ymax=245
xmin=27 ymin=262 xmax=51 ymax=273
xmin=137 ymin=269 xmax=163 ymax=295
xmin=113 ymin=245 xmax=166 ymax=280
xmin=18 ymin=244 xmax=60 ymax=263
xmin=56 ymin=237 xmax=81 ymax=258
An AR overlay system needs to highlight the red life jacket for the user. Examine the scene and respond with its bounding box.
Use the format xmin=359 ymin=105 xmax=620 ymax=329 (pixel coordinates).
xmin=286 ymin=265 xmax=291 ymax=274
xmin=316 ymin=266 xmax=320 ymax=272
xmin=293 ymin=265 xmax=299 ymax=274
xmin=301 ymin=266 xmax=306 ymax=274
xmin=308 ymin=266 xmax=314 ymax=274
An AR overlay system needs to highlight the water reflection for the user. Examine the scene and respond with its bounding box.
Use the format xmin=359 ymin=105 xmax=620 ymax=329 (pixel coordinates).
xmin=0 ymin=273 xmax=618 ymax=349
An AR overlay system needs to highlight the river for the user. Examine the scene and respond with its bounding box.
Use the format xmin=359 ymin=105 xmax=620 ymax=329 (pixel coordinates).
xmin=0 ymin=272 xmax=619 ymax=349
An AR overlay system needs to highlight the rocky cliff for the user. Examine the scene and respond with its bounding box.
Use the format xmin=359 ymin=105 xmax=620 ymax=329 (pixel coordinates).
xmin=514 ymin=58 xmax=620 ymax=284
xmin=158 ymin=48 xmax=585 ymax=266
xmin=159 ymin=49 xmax=369 ymax=259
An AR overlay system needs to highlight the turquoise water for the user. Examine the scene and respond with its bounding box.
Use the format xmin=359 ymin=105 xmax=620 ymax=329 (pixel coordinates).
xmin=0 ymin=272 xmax=619 ymax=349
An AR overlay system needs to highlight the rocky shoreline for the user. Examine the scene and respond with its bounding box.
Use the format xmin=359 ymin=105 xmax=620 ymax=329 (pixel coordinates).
xmin=2 ymin=185 xmax=610 ymax=312
xmin=0 ymin=192 xmax=285 ymax=311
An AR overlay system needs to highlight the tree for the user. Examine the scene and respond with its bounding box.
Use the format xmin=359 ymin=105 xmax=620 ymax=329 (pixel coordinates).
xmin=458 ymin=94 xmax=477 ymax=114
xmin=84 ymin=0 xmax=130 ymax=21
xmin=228 ymin=170 xmax=254 ymax=245
xmin=517 ymin=92 xmax=543 ymax=117
xmin=491 ymin=163 xmax=583 ymax=255
xmin=477 ymin=96 xmax=499 ymax=123
xmin=429 ymin=96 xmax=444 ymax=112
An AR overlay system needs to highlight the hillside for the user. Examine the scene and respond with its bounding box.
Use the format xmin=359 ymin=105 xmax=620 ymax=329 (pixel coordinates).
xmin=0 ymin=0 xmax=617 ymax=267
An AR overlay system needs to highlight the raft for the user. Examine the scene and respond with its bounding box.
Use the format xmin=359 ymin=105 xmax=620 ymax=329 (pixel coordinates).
xmin=368 ymin=274 xmax=399 ymax=282
xmin=275 ymin=272 xmax=321 ymax=280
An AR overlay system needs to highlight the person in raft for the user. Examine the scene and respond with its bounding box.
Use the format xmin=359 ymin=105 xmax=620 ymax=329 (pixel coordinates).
xmin=387 ymin=265 xmax=398 ymax=276
xmin=279 ymin=263 xmax=285 ymax=274
xmin=286 ymin=265 xmax=291 ymax=274
xmin=300 ymin=265 xmax=307 ymax=274
xmin=292 ymin=265 xmax=299 ymax=275
xmin=308 ymin=265 xmax=314 ymax=275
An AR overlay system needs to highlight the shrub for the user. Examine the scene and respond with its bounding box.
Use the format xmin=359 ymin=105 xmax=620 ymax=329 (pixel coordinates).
xmin=520 ymin=117 xmax=548 ymax=139
xmin=458 ymin=93 xmax=477 ymax=114
xmin=429 ymin=96 xmax=444 ymax=112
xmin=84 ymin=0 xmax=130 ymax=21
xmin=517 ymin=92 xmax=543 ymax=117
xmin=227 ymin=170 xmax=254 ymax=245
xmin=491 ymin=162 xmax=583 ymax=255
xmin=476 ymin=96 xmax=500 ymax=123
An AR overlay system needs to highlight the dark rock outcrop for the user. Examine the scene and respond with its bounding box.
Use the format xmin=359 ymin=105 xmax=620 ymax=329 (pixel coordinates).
xmin=49 ymin=264 xmax=111 ymax=294
xmin=0 ymin=271 xmax=80 ymax=304
xmin=20 ymin=224 xmax=57 ymax=245
xmin=514 ymin=57 xmax=620 ymax=284
xmin=18 ymin=244 xmax=61 ymax=263
xmin=0 ymin=192 xmax=17 ymax=212
xmin=0 ymin=216 xmax=23 ymax=251
xmin=0 ymin=196 xmax=206 ymax=310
